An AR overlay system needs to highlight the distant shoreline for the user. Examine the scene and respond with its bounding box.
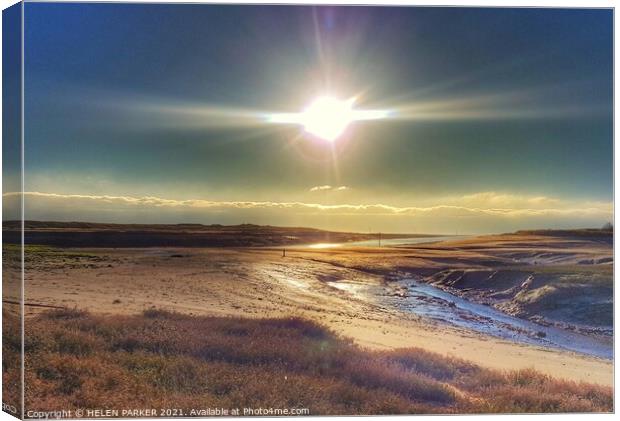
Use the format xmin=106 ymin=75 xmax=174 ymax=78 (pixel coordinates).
xmin=2 ymin=220 xmax=441 ymax=248
xmin=3 ymin=221 xmax=611 ymax=248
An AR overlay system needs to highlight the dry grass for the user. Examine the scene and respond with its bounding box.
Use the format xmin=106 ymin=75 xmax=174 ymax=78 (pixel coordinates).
xmin=2 ymin=309 xmax=22 ymax=415
xmin=3 ymin=309 xmax=612 ymax=416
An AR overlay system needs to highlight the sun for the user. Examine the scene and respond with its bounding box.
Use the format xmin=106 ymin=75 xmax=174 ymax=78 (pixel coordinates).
xmin=299 ymin=96 xmax=355 ymax=142
xmin=266 ymin=95 xmax=390 ymax=142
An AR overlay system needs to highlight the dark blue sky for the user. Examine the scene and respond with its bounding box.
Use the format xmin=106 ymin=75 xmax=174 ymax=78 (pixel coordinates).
xmin=15 ymin=4 xmax=614 ymax=232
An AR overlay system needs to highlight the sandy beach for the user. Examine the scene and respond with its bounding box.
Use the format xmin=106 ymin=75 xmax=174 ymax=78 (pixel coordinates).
xmin=14 ymin=232 xmax=612 ymax=387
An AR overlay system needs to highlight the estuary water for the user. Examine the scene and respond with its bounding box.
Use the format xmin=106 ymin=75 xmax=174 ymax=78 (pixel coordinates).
xmin=307 ymin=235 xmax=464 ymax=249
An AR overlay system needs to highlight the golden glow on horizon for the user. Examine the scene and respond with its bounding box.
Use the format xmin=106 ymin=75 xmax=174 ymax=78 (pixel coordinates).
xmin=4 ymin=191 xmax=612 ymax=235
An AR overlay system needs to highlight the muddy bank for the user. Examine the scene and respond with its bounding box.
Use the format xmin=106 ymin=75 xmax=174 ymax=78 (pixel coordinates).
xmin=423 ymin=266 xmax=612 ymax=338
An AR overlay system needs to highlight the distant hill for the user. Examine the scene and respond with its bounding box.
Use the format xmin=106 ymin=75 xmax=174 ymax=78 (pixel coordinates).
xmin=2 ymin=221 xmax=432 ymax=248
xmin=513 ymin=228 xmax=612 ymax=244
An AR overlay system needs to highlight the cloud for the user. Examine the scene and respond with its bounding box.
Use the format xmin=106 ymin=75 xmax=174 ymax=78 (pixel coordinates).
xmin=309 ymin=185 xmax=349 ymax=192
xmin=3 ymin=191 xmax=611 ymax=218
xmin=309 ymin=185 xmax=332 ymax=192
xmin=458 ymin=191 xmax=561 ymax=208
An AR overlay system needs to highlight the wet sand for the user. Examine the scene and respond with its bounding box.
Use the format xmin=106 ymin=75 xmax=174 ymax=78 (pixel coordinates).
xmin=16 ymin=237 xmax=613 ymax=387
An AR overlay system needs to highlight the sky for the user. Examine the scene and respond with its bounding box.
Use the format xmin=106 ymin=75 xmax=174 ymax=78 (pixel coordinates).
xmin=4 ymin=4 xmax=614 ymax=234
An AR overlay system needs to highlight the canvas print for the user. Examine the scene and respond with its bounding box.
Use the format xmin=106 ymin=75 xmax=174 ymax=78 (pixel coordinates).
xmin=2 ymin=2 xmax=614 ymax=418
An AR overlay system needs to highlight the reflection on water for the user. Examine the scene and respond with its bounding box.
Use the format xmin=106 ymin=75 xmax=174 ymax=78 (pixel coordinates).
xmin=308 ymin=243 xmax=342 ymax=249
xmin=328 ymin=280 xmax=367 ymax=294
xmin=307 ymin=236 xmax=464 ymax=249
